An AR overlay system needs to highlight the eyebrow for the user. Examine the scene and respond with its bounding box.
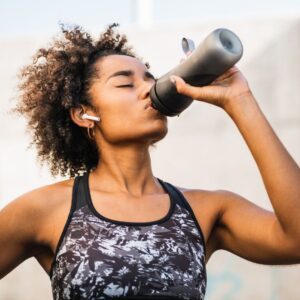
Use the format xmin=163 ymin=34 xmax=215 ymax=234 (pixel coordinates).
xmin=106 ymin=70 xmax=156 ymax=82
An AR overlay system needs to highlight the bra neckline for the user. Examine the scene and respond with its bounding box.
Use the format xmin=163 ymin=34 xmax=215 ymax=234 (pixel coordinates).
xmin=83 ymin=172 xmax=176 ymax=226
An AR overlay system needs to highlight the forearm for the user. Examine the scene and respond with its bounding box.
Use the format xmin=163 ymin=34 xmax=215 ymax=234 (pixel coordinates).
xmin=225 ymin=94 xmax=300 ymax=239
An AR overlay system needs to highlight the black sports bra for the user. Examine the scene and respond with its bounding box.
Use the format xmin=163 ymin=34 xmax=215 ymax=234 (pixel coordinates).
xmin=50 ymin=172 xmax=207 ymax=299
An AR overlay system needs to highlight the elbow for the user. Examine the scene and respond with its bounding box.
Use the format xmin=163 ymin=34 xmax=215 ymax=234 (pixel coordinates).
xmin=295 ymin=243 xmax=300 ymax=263
xmin=286 ymin=239 xmax=300 ymax=264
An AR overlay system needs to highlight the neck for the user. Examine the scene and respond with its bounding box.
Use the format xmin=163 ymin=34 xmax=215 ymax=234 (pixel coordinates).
xmin=91 ymin=142 xmax=160 ymax=197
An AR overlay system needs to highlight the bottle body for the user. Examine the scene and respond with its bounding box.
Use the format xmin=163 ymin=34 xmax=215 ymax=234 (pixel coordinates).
xmin=150 ymin=28 xmax=243 ymax=116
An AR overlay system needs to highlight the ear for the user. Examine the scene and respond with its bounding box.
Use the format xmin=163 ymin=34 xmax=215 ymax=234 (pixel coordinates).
xmin=70 ymin=105 xmax=96 ymax=128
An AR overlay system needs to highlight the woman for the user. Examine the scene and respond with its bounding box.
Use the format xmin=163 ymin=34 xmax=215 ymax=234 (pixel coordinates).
xmin=0 ymin=23 xmax=299 ymax=300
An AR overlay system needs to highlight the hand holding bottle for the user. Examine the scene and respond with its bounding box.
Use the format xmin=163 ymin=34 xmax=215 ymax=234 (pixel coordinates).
xmin=170 ymin=66 xmax=252 ymax=112
xmin=150 ymin=28 xmax=244 ymax=116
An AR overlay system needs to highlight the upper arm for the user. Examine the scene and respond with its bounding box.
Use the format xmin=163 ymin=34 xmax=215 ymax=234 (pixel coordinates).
xmin=0 ymin=193 xmax=41 ymax=279
xmin=213 ymin=190 xmax=300 ymax=265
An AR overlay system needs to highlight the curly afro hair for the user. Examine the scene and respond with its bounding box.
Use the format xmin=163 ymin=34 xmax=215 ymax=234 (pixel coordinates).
xmin=14 ymin=23 xmax=148 ymax=178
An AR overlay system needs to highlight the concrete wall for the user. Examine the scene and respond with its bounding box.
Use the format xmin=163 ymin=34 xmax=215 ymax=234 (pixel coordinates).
xmin=0 ymin=15 xmax=299 ymax=299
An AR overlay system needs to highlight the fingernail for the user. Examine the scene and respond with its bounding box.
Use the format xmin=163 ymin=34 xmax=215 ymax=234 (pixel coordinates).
xmin=170 ymin=76 xmax=176 ymax=84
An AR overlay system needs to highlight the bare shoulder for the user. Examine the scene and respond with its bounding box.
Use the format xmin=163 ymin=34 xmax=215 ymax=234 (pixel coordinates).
xmin=14 ymin=178 xmax=74 ymax=215
xmin=175 ymin=185 xmax=243 ymax=226
xmin=174 ymin=185 xmax=233 ymax=262
xmin=0 ymin=178 xmax=75 ymax=278
xmin=176 ymin=185 xmax=225 ymax=213
xmin=3 ymin=178 xmax=74 ymax=246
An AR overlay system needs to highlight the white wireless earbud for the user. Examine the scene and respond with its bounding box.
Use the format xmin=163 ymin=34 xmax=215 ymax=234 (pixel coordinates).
xmin=81 ymin=113 xmax=100 ymax=122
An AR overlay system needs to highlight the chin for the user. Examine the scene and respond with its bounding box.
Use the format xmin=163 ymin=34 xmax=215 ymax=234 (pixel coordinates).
xmin=147 ymin=123 xmax=168 ymax=144
xmin=110 ymin=121 xmax=168 ymax=144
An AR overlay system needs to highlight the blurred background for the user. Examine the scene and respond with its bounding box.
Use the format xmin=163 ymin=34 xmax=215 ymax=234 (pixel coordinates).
xmin=1 ymin=0 xmax=300 ymax=299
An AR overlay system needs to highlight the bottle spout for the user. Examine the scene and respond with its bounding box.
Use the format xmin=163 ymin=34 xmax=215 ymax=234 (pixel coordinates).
xmin=182 ymin=37 xmax=195 ymax=56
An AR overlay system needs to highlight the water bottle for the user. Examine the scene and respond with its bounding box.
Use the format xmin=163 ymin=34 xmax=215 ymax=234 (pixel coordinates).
xmin=150 ymin=28 xmax=243 ymax=116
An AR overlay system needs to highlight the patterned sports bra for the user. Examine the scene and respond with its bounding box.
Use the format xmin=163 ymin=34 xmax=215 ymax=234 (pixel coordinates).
xmin=50 ymin=172 xmax=207 ymax=299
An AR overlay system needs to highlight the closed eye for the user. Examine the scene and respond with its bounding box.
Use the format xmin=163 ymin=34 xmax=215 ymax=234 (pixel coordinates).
xmin=116 ymin=84 xmax=134 ymax=88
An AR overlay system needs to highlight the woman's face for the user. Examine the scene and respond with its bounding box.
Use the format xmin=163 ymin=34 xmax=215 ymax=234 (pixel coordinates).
xmin=89 ymin=54 xmax=168 ymax=145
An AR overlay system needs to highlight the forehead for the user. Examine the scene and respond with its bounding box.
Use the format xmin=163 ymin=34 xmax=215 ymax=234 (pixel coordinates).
xmin=97 ymin=55 xmax=148 ymax=78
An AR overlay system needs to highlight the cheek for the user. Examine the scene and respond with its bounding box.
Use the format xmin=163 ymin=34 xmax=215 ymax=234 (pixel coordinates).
xmin=93 ymin=90 xmax=167 ymax=142
xmin=98 ymin=99 xmax=141 ymax=140
xmin=100 ymin=110 xmax=168 ymax=143
xmin=102 ymin=96 xmax=138 ymax=124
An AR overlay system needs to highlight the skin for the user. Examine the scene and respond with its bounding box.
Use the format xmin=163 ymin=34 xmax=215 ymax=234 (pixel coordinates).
xmin=0 ymin=54 xmax=300 ymax=280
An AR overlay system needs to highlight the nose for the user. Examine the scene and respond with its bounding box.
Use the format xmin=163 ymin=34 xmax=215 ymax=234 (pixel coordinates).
xmin=139 ymin=80 xmax=154 ymax=100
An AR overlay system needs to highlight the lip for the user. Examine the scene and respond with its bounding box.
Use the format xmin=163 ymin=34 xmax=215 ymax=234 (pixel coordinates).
xmin=146 ymin=105 xmax=156 ymax=111
xmin=144 ymin=100 xmax=165 ymax=118
xmin=144 ymin=101 xmax=152 ymax=109
xmin=145 ymin=101 xmax=157 ymax=110
xmin=146 ymin=105 xmax=159 ymax=114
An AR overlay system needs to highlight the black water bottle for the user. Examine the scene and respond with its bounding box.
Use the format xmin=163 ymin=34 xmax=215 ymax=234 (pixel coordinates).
xmin=150 ymin=28 xmax=243 ymax=116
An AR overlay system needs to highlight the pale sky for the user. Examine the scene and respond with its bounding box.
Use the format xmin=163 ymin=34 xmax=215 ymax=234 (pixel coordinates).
xmin=1 ymin=0 xmax=300 ymax=37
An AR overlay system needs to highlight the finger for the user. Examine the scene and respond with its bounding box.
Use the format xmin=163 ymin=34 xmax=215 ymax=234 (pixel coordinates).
xmin=212 ymin=66 xmax=240 ymax=83
xmin=170 ymin=75 xmax=220 ymax=102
